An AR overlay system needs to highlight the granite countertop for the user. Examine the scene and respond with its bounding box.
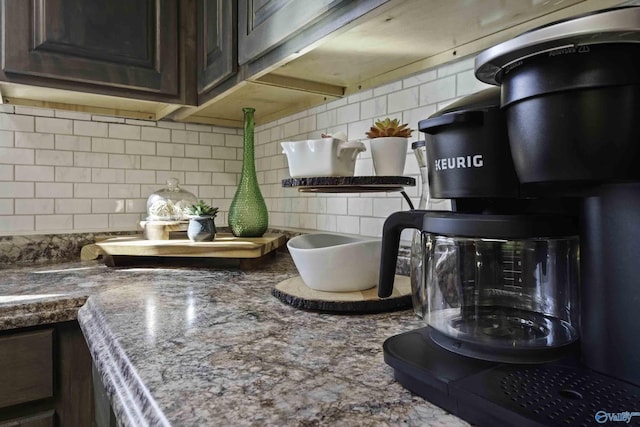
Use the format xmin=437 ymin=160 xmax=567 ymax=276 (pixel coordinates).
xmin=0 ymin=254 xmax=469 ymax=427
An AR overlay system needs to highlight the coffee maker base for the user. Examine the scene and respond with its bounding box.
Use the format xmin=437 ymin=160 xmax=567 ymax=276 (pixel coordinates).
xmin=383 ymin=327 xmax=640 ymax=427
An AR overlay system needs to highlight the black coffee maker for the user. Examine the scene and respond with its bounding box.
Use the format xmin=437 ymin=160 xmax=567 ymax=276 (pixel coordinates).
xmin=378 ymin=7 xmax=640 ymax=426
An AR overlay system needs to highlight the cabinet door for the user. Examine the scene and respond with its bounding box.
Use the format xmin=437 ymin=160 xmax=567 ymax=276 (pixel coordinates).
xmin=238 ymin=0 xmax=341 ymax=65
xmin=197 ymin=0 xmax=237 ymax=96
xmin=0 ymin=329 xmax=53 ymax=409
xmin=1 ymin=0 xmax=180 ymax=102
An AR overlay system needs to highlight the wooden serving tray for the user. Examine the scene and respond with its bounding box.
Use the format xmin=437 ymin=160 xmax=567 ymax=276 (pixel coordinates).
xmin=86 ymin=233 xmax=286 ymax=268
xmin=272 ymin=275 xmax=412 ymax=313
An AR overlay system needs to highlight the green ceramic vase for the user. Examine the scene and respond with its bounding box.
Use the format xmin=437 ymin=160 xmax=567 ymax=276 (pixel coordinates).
xmin=228 ymin=107 xmax=268 ymax=237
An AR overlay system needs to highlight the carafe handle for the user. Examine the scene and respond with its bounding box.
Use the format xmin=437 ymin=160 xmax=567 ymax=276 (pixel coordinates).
xmin=378 ymin=210 xmax=426 ymax=298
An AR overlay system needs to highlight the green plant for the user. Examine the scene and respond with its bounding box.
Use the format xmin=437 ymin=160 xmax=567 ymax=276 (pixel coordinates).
xmin=185 ymin=200 xmax=219 ymax=217
xmin=365 ymin=118 xmax=413 ymax=138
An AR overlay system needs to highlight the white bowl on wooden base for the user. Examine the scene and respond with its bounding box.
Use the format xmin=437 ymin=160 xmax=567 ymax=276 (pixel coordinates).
xmin=287 ymin=233 xmax=381 ymax=292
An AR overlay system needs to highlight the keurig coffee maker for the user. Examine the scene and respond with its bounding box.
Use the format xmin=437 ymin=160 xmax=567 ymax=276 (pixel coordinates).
xmin=378 ymin=7 xmax=640 ymax=427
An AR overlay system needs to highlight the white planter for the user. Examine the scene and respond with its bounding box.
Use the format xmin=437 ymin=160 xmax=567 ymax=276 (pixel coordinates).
xmin=369 ymin=137 xmax=408 ymax=176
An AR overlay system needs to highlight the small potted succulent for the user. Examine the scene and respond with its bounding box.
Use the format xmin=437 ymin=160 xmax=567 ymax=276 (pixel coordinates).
xmin=365 ymin=118 xmax=414 ymax=176
xmin=185 ymin=200 xmax=219 ymax=242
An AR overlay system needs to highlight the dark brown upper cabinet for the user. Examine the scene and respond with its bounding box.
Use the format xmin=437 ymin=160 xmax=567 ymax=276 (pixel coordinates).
xmin=197 ymin=0 xmax=238 ymax=97
xmin=1 ymin=0 xmax=184 ymax=103
xmin=238 ymin=0 xmax=341 ymax=65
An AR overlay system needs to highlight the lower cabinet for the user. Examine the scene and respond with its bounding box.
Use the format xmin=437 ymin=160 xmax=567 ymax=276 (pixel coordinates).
xmin=0 ymin=322 xmax=94 ymax=427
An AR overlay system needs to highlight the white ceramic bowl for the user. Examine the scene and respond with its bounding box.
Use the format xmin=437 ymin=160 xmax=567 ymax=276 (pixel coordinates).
xmin=287 ymin=233 xmax=381 ymax=292
xmin=281 ymin=138 xmax=366 ymax=177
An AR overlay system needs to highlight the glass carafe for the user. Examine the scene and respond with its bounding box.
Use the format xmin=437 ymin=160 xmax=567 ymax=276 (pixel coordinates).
xmin=410 ymin=141 xmax=450 ymax=318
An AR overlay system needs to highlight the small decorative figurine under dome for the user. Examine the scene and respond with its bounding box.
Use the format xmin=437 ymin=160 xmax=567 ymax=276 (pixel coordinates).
xmin=146 ymin=178 xmax=198 ymax=221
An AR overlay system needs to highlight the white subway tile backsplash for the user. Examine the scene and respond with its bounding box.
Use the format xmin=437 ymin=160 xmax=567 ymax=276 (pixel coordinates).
xmin=37 ymin=117 xmax=72 ymax=135
xmin=198 ymin=159 xmax=225 ymax=172
xmin=348 ymin=198 xmax=373 ymax=216
xmin=36 ymin=214 xmax=73 ymax=231
xmin=0 ymin=114 xmax=34 ymax=132
xmin=75 ymin=152 xmax=109 ymax=168
xmin=141 ymin=127 xmax=171 ymax=142
xmin=35 ymin=150 xmax=73 ymax=166
xmin=74 ymin=121 xmax=108 ymax=137
xmin=125 ymin=140 xmax=156 ymax=155
xmin=92 ymin=199 xmax=124 ymax=213
xmin=171 ymin=158 xmax=198 ymax=171
xmin=0 ymin=165 xmax=13 ymax=180
xmin=15 ymin=132 xmax=54 ymax=149
xmin=360 ymin=97 xmax=387 ymax=120
xmin=199 ymin=133 xmax=225 ymax=146
xmin=420 ymin=76 xmax=456 ymax=105
xmin=141 ymin=156 xmax=171 ymax=171
xmin=171 ymin=130 xmax=199 ymax=144
xmin=185 ymin=172 xmax=211 ymax=185
xmin=185 ymin=123 xmax=212 ymax=132
xmin=185 ymin=144 xmax=211 ymax=158
xmin=316 ymin=109 xmax=337 ymax=129
xmin=0 ymin=130 xmax=14 ymax=147
xmin=158 ymin=121 xmax=185 ymax=130
xmin=1 ymin=55 xmax=478 ymax=236
xmin=109 ymin=154 xmax=140 ymax=170
xmin=15 ymin=165 xmax=54 ymax=182
xmin=456 ymin=69 xmax=492 ymax=97
xmin=374 ymin=81 xmax=402 ymax=97
xmin=212 ymin=147 xmax=236 ymax=160
xmin=336 ymin=215 xmax=359 ymax=234
xmin=224 ymin=160 xmax=242 ymax=173
xmin=109 ymin=213 xmax=142 ymax=229
xmin=0 ymin=147 xmax=34 ymax=165
xmin=0 ymin=182 xmax=33 ymax=198
xmin=360 ymin=217 xmax=385 ymax=237
xmin=74 ymin=214 xmax=108 ymax=230
xmin=109 ymin=124 xmax=141 ymax=140
xmin=336 ymin=103 xmax=359 ymax=125
xmin=92 ymin=168 xmax=124 ymax=183
xmin=0 ymin=216 xmax=34 ymax=232
xmin=157 ymin=143 xmax=185 ymax=157
xmin=109 ymin=184 xmax=140 ymax=199
xmin=55 ymin=166 xmax=91 ymax=182
xmin=0 ymin=200 xmax=13 ymax=215
xmin=125 ymin=199 xmax=146 ymax=213
xmin=125 ymin=170 xmax=156 ymax=184
xmin=373 ymin=197 xmax=402 ymax=218
xmin=15 ymin=199 xmax=54 ymax=215
xmin=36 ymin=182 xmax=72 ymax=198
xmin=388 ymin=87 xmax=420 ymax=114
xmin=55 ymin=198 xmax=91 ymax=214
xmin=57 ymin=135 xmax=92 ymax=152
xmin=91 ymin=137 xmax=125 ymax=154
xmin=75 ymin=183 xmax=108 ymax=198
xmin=403 ymin=69 xmax=437 ymax=88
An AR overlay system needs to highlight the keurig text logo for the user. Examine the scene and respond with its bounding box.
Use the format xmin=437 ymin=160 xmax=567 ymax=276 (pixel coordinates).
xmin=434 ymin=155 xmax=484 ymax=171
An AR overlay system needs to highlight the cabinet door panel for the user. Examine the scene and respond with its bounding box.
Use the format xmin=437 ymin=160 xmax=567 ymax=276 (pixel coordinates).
xmin=0 ymin=329 xmax=53 ymax=409
xmin=197 ymin=0 xmax=237 ymax=95
xmin=0 ymin=410 xmax=55 ymax=427
xmin=238 ymin=0 xmax=339 ymax=64
xmin=2 ymin=0 xmax=179 ymax=99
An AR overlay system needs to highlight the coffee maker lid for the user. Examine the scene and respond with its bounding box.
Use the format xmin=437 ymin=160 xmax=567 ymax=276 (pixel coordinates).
xmin=418 ymin=87 xmax=500 ymax=135
xmin=475 ymin=6 xmax=640 ymax=85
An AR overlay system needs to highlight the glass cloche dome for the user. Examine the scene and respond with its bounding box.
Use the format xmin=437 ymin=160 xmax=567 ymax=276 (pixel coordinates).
xmin=146 ymin=178 xmax=197 ymax=221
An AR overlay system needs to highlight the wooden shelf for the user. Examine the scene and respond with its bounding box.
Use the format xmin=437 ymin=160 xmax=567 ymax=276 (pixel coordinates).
xmin=282 ymin=176 xmax=415 ymax=193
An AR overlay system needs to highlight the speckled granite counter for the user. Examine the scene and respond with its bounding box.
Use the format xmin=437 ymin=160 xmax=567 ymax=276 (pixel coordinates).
xmin=0 ymin=254 xmax=468 ymax=427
